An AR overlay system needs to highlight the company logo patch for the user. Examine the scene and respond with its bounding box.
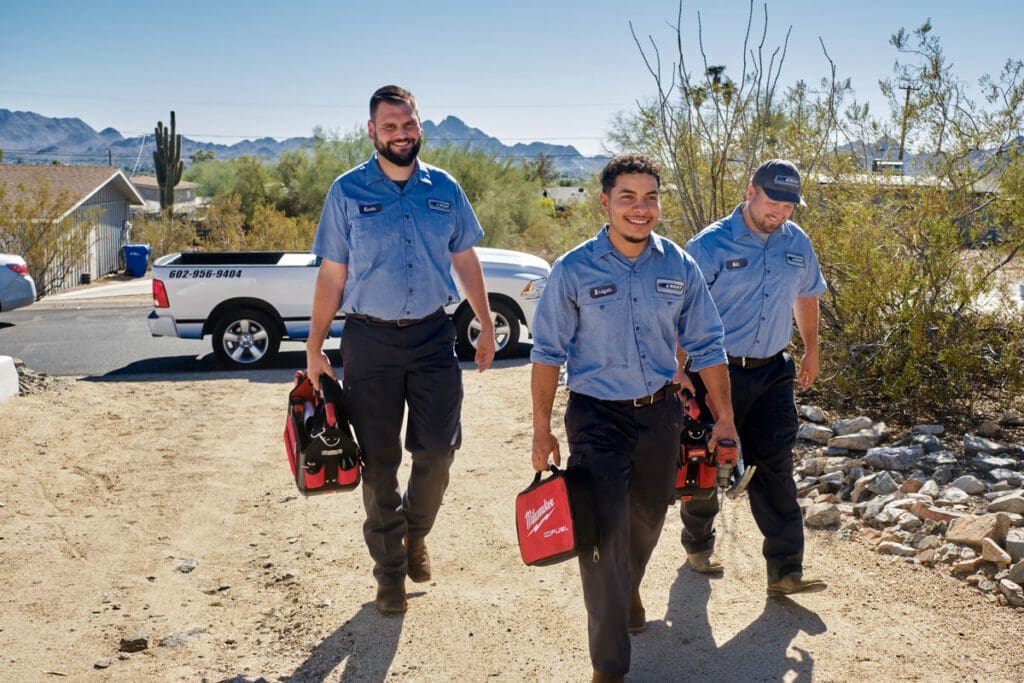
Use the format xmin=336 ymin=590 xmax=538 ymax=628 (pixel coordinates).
xmin=590 ymin=284 xmax=617 ymax=299
xmin=427 ymin=199 xmax=452 ymax=213
xmin=726 ymin=258 xmax=748 ymax=270
xmin=774 ymin=175 xmax=801 ymax=188
xmin=525 ymin=498 xmax=556 ymax=536
xmin=656 ymin=278 xmax=685 ymax=295
xmin=785 ymin=253 xmax=805 ymax=267
xmin=358 ymin=203 xmax=382 ymax=215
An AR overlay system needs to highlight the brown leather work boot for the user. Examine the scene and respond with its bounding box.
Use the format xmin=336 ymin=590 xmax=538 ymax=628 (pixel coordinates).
xmin=406 ymin=536 xmax=432 ymax=583
xmin=374 ymin=581 xmax=407 ymax=614
xmin=592 ymin=671 xmax=625 ymax=683
xmin=687 ymin=549 xmax=724 ymax=575
xmin=766 ymin=572 xmax=828 ymax=597
xmin=628 ymin=586 xmax=646 ymax=634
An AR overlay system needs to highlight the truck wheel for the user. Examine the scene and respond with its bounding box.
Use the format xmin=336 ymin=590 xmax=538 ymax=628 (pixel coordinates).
xmin=455 ymin=299 xmax=520 ymax=360
xmin=212 ymin=308 xmax=281 ymax=369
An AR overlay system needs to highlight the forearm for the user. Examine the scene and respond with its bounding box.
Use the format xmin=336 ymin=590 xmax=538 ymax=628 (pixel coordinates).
xmin=696 ymin=363 xmax=733 ymax=422
xmin=307 ymin=261 xmax=346 ymax=352
xmin=452 ymin=248 xmax=493 ymax=331
xmin=531 ymin=363 xmax=560 ymax=432
xmin=793 ymin=297 xmax=820 ymax=355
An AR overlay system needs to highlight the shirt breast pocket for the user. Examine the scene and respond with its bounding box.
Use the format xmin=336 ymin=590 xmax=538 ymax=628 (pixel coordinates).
xmin=423 ymin=205 xmax=455 ymax=249
xmin=578 ymin=286 xmax=628 ymax=348
xmin=349 ymin=211 xmax=400 ymax=269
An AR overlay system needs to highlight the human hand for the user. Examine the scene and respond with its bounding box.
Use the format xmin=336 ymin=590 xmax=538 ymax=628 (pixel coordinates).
xmin=531 ymin=429 xmax=560 ymax=472
xmin=305 ymin=348 xmax=336 ymax=392
xmin=475 ymin=327 xmax=496 ymax=373
xmin=798 ymin=351 xmax=819 ymax=391
xmin=708 ymin=417 xmax=739 ymax=454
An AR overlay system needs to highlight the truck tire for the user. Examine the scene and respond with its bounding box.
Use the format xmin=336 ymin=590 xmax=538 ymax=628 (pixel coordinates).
xmin=455 ymin=299 xmax=520 ymax=360
xmin=212 ymin=307 xmax=281 ymax=369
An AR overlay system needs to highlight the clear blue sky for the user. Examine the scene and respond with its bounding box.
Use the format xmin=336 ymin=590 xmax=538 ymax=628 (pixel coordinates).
xmin=1 ymin=0 xmax=1021 ymax=157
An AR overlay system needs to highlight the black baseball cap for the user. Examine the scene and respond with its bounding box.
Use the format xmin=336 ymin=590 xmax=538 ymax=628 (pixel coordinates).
xmin=752 ymin=159 xmax=806 ymax=206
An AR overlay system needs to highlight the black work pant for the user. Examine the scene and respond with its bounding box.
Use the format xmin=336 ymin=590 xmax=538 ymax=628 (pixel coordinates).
xmin=565 ymin=390 xmax=681 ymax=676
xmin=341 ymin=312 xmax=462 ymax=586
xmin=679 ymin=354 xmax=803 ymax=583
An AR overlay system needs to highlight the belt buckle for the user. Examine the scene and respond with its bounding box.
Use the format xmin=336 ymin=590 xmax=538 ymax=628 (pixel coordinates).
xmin=633 ymin=393 xmax=653 ymax=407
xmin=741 ymin=356 xmax=748 ymax=368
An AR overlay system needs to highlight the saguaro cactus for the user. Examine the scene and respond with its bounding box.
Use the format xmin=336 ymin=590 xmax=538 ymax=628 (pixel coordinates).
xmin=154 ymin=111 xmax=183 ymax=215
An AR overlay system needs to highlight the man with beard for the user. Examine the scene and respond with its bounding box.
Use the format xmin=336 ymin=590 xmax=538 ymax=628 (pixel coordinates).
xmin=306 ymin=85 xmax=495 ymax=615
xmin=677 ymin=159 xmax=829 ymax=597
xmin=530 ymin=153 xmax=737 ymax=682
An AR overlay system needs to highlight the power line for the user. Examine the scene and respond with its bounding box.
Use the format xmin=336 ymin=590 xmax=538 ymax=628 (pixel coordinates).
xmin=0 ymin=89 xmax=634 ymax=110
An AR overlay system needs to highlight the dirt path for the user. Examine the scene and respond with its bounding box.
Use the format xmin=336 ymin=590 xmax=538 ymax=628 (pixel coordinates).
xmin=0 ymin=363 xmax=1021 ymax=682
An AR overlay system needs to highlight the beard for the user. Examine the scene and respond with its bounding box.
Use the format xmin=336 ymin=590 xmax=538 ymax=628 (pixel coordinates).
xmin=374 ymin=135 xmax=421 ymax=167
xmin=745 ymin=203 xmax=784 ymax=234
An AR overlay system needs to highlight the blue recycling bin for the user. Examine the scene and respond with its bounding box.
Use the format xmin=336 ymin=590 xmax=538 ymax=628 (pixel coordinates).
xmin=123 ymin=244 xmax=151 ymax=278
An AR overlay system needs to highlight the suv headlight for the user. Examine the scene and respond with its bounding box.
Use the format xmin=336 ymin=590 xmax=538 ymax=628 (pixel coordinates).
xmin=521 ymin=277 xmax=547 ymax=300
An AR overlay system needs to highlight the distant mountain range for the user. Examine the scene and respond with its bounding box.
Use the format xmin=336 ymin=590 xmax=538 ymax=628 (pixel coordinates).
xmin=0 ymin=109 xmax=608 ymax=178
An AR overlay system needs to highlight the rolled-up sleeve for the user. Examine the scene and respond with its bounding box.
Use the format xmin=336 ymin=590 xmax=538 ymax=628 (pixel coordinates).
xmin=529 ymin=258 xmax=577 ymax=367
xmin=312 ymin=182 xmax=350 ymax=264
xmin=677 ymin=254 xmax=727 ymax=372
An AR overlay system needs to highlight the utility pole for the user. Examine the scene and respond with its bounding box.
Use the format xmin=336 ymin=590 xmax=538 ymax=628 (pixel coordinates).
xmin=107 ymin=149 xmax=113 ymax=166
xmin=897 ymin=83 xmax=918 ymax=162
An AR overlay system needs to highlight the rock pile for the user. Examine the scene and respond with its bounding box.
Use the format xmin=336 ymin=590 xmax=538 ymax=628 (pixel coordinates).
xmin=13 ymin=358 xmax=67 ymax=395
xmin=795 ymin=404 xmax=1024 ymax=608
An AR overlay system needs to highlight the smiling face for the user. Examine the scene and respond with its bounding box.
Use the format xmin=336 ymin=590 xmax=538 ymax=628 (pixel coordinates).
xmin=743 ymin=183 xmax=796 ymax=234
xmin=368 ymin=101 xmax=423 ymax=170
xmin=600 ymin=172 xmax=660 ymax=257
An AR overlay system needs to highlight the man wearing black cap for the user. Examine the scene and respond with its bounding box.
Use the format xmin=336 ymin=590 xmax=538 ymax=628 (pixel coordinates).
xmin=677 ymin=159 xmax=828 ymax=596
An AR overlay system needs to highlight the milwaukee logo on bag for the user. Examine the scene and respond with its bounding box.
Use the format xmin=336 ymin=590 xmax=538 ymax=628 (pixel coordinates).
xmin=516 ymin=465 xmax=599 ymax=566
xmin=283 ymin=371 xmax=360 ymax=495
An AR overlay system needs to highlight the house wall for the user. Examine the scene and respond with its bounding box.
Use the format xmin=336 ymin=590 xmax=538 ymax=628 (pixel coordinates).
xmin=48 ymin=185 xmax=130 ymax=293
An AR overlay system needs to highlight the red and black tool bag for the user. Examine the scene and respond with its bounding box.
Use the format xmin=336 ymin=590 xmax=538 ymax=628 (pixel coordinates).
xmin=516 ymin=465 xmax=599 ymax=567
xmin=676 ymin=389 xmax=717 ymax=501
xmin=283 ymin=371 xmax=360 ymax=495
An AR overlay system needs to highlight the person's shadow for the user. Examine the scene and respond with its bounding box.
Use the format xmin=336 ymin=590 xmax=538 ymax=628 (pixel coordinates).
xmin=630 ymin=568 xmax=826 ymax=682
xmin=286 ymin=594 xmax=414 ymax=682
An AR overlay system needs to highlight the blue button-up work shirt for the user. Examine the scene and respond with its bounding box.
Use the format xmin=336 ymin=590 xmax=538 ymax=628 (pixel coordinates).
xmin=312 ymin=154 xmax=484 ymax=320
xmin=686 ymin=205 xmax=827 ymax=358
xmin=531 ymin=227 xmax=727 ymax=401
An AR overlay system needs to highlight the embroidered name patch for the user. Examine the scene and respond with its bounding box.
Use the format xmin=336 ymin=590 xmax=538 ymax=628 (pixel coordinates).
xmin=726 ymin=258 xmax=748 ymax=270
xmin=655 ymin=278 xmax=685 ymax=295
xmin=785 ymin=253 xmax=805 ymax=267
xmin=358 ymin=203 xmax=382 ymax=215
xmin=590 ymin=284 xmax=617 ymax=299
xmin=427 ymin=199 xmax=452 ymax=213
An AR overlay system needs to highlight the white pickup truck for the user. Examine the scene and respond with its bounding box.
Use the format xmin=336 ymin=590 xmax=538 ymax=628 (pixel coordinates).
xmin=147 ymin=247 xmax=550 ymax=369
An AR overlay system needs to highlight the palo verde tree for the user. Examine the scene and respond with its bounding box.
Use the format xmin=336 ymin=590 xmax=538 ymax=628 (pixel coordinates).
xmin=0 ymin=177 xmax=96 ymax=297
xmin=154 ymin=111 xmax=183 ymax=216
xmin=615 ymin=0 xmax=851 ymax=238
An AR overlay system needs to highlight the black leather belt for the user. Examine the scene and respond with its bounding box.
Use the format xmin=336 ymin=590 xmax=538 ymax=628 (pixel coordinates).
xmin=609 ymin=383 xmax=681 ymax=407
xmin=727 ymin=352 xmax=782 ymax=369
xmin=345 ymin=307 xmax=444 ymax=327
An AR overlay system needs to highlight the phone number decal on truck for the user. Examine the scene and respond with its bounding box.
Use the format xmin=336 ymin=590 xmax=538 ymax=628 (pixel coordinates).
xmin=167 ymin=269 xmax=243 ymax=279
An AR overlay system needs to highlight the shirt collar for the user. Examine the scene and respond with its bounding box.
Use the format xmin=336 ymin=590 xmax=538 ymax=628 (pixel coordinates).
xmin=365 ymin=153 xmax=433 ymax=188
xmin=728 ymin=203 xmax=793 ymax=240
xmin=593 ymin=225 xmax=666 ymax=260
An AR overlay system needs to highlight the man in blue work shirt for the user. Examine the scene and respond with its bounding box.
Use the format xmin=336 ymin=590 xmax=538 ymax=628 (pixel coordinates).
xmin=531 ymin=153 xmax=737 ymax=683
xmin=678 ymin=158 xmax=828 ymax=597
xmin=306 ymin=85 xmax=496 ymax=615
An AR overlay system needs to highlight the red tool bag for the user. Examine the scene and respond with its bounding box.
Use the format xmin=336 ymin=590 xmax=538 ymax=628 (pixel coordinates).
xmin=283 ymin=371 xmax=360 ymax=495
xmin=676 ymin=390 xmax=718 ymax=500
xmin=516 ymin=465 xmax=599 ymax=567
xmin=676 ymin=388 xmax=741 ymax=500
